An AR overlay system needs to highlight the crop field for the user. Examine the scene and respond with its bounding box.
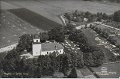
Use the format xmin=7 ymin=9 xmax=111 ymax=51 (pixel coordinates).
xmin=0 ymin=10 xmax=44 ymax=48
xmin=3 ymin=0 xmax=120 ymax=25
xmin=8 ymin=8 xmax=61 ymax=31
xmin=91 ymin=62 xmax=120 ymax=78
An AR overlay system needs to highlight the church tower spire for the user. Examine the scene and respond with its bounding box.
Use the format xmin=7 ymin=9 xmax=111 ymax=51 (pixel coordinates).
xmin=32 ymin=35 xmax=41 ymax=56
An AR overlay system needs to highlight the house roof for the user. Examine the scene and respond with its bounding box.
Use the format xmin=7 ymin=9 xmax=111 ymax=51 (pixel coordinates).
xmin=41 ymin=42 xmax=64 ymax=51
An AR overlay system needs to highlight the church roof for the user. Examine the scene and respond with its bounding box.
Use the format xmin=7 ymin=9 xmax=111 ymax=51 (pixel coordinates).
xmin=41 ymin=42 xmax=64 ymax=51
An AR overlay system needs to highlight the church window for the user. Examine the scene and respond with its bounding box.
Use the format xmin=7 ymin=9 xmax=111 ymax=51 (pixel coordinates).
xmin=36 ymin=40 xmax=38 ymax=42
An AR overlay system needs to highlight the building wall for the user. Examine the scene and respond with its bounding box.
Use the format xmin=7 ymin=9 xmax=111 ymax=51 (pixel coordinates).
xmin=57 ymin=49 xmax=64 ymax=54
xmin=32 ymin=44 xmax=41 ymax=56
xmin=41 ymin=49 xmax=64 ymax=55
xmin=33 ymin=39 xmax=40 ymax=42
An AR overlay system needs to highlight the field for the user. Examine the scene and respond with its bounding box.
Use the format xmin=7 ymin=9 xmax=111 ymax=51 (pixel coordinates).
xmin=0 ymin=10 xmax=44 ymax=48
xmin=1 ymin=0 xmax=120 ymax=47
xmin=1 ymin=1 xmax=20 ymax=10
xmin=2 ymin=0 xmax=120 ymax=25
xmin=8 ymin=8 xmax=61 ymax=31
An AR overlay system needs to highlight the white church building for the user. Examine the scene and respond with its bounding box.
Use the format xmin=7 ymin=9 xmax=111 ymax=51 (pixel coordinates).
xmin=32 ymin=36 xmax=64 ymax=56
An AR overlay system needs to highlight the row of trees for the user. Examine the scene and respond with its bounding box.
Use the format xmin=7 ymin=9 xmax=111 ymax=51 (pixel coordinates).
xmin=104 ymin=21 xmax=120 ymax=29
xmin=113 ymin=10 xmax=120 ymax=22
xmin=64 ymin=10 xmax=120 ymax=25
xmin=90 ymin=25 xmax=120 ymax=48
xmin=64 ymin=10 xmax=111 ymax=23
xmin=69 ymin=30 xmax=104 ymax=67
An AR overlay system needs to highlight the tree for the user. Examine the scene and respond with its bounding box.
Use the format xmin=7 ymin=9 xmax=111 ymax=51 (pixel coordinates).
xmin=37 ymin=55 xmax=55 ymax=76
xmin=0 ymin=62 xmax=4 ymax=78
xmin=67 ymin=67 xmax=77 ymax=78
xmin=73 ymin=10 xmax=79 ymax=17
xmin=84 ymin=11 xmax=92 ymax=19
xmin=48 ymin=26 xmax=65 ymax=42
xmin=2 ymin=49 xmax=21 ymax=72
xmin=83 ymin=47 xmax=104 ymax=67
xmin=64 ymin=12 xmax=73 ymax=22
xmin=49 ymin=52 xmax=59 ymax=70
xmin=39 ymin=32 xmax=49 ymax=43
xmin=96 ymin=12 xmax=103 ymax=21
xmin=33 ymin=66 xmax=41 ymax=78
xmin=64 ymin=24 xmax=75 ymax=34
xmin=92 ymin=50 xmax=104 ymax=66
xmin=17 ymin=34 xmax=33 ymax=52
xmin=102 ymin=13 xmax=108 ymax=20
xmin=113 ymin=10 xmax=120 ymax=22
xmin=70 ymin=53 xmax=84 ymax=68
xmin=15 ymin=58 xmax=27 ymax=73
xmin=56 ymin=54 xmax=69 ymax=75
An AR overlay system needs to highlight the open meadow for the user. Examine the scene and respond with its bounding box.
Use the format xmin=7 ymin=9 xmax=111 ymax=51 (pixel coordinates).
xmin=0 ymin=10 xmax=44 ymax=48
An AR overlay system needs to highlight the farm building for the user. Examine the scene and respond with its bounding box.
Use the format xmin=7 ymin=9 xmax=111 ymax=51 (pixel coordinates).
xmin=32 ymin=36 xmax=64 ymax=56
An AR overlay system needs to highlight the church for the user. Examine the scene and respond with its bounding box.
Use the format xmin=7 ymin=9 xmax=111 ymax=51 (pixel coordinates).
xmin=32 ymin=36 xmax=64 ymax=56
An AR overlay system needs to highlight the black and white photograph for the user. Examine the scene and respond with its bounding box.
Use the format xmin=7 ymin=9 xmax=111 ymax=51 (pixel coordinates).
xmin=0 ymin=0 xmax=120 ymax=78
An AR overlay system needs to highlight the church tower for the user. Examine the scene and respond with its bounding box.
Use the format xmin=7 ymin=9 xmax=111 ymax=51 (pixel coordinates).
xmin=32 ymin=35 xmax=41 ymax=56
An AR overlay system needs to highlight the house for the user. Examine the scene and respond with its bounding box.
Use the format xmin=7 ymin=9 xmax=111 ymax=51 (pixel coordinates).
xmin=32 ymin=36 xmax=64 ymax=56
